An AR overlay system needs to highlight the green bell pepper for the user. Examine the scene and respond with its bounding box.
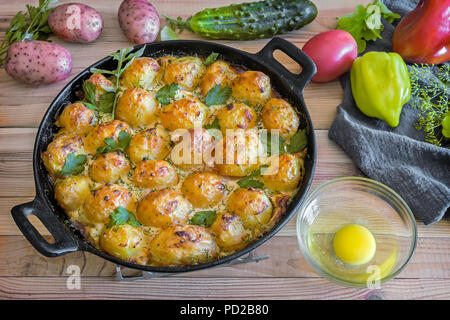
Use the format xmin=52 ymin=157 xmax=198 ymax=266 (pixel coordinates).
xmin=350 ymin=51 xmax=411 ymax=127
xmin=442 ymin=111 xmax=450 ymax=139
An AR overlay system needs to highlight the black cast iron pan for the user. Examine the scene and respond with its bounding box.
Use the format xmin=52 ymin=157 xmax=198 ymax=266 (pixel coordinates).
xmin=11 ymin=37 xmax=317 ymax=273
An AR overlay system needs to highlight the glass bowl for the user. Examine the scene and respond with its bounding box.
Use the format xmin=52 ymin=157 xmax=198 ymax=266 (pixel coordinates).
xmin=296 ymin=177 xmax=417 ymax=288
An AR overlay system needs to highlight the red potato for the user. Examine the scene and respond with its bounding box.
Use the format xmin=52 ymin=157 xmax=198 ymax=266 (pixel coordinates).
xmin=302 ymin=30 xmax=357 ymax=83
xmin=48 ymin=3 xmax=103 ymax=43
xmin=4 ymin=40 xmax=72 ymax=85
xmin=118 ymin=0 xmax=160 ymax=44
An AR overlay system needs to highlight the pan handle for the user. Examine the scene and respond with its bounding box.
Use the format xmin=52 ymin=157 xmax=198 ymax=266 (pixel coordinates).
xmin=11 ymin=198 xmax=79 ymax=257
xmin=255 ymin=37 xmax=316 ymax=93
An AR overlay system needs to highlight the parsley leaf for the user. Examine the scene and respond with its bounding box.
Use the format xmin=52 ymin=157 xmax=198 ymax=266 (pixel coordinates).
xmin=96 ymin=130 xmax=131 ymax=154
xmin=261 ymin=130 xmax=307 ymax=155
xmin=204 ymin=84 xmax=232 ymax=106
xmin=286 ymin=129 xmax=307 ymax=153
xmin=156 ymin=83 xmax=179 ymax=105
xmin=190 ymin=211 xmax=217 ymax=227
xmin=82 ymin=81 xmax=97 ymax=106
xmin=204 ymin=52 xmax=219 ymax=66
xmin=98 ymin=92 xmax=115 ymax=113
xmin=106 ymin=206 xmax=141 ymax=228
xmin=237 ymin=165 xmax=268 ymax=189
xmin=337 ymin=0 xmax=400 ymax=53
xmin=204 ymin=118 xmax=220 ymax=130
xmin=260 ymin=132 xmax=286 ymax=155
xmin=59 ymin=153 xmax=87 ymax=176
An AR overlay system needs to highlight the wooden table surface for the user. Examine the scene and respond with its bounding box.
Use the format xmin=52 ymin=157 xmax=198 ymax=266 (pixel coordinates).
xmin=0 ymin=0 xmax=449 ymax=300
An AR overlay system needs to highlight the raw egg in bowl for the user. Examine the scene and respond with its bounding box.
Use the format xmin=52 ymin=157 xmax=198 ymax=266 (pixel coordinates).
xmin=296 ymin=177 xmax=417 ymax=287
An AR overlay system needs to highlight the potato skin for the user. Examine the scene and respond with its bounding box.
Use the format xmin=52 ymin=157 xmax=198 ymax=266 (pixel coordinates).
xmin=262 ymin=98 xmax=300 ymax=140
xmin=89 ymin=151 xmax=131 ymax=184
xmin=54 ymin=176 xmax=91 ymax=211
xmin=227 ymin=188 xmax=273 ymax=230
xmin=216 ymin=103 xmax=257 ymax=132
xmin=127 ymin=127 xmax=171 ymax=163
xmin=149 ymin=225 xmax=217 ymax=266
xmin=5 ymin=40 xmax=72 ymax=85
xmin=160 ymin=98 xmax=207 ymax=131
xmin=84 ymin=184 xmax=136 ymax=224
xmin=214 ymin=130 xmax=260 ymax=177
xmin=162 ymin=56 xmax=205 ymax=90
xmin=210 ymin=212 xmax=247 ymax=250
xmin=56 ymin=102 xmax=95 ymax=135
xmin=118 ymin=0 xmax=160 ymax=44
xmin=181 ymin=172 xmax=226 ymax=208
xmin=169 ymin=128 xmax=215 ymax=169
xmin=99 ymin=224 xmax=149 ymax=264
xmin=136 ymin=189 xmax=193 ymax=228
xmin=41 ymin=134 xmax=84 ymax=176
xmin=261 ymin=153 xmax=304 ymax=192
xmin=199 ymin=61 xmax=237 ymax=96
xmin=132 ymin=160 xmax=178 ymax=189
xmin=84 ymin=120 xmax=130 ymax=154
xmin=115 ymin=88 xmax=158 ymax=128
xmin=120 ymin=57 xmax=160 ymax=89
xmin=232 ymin=71 xmax=271 ymax=106
xmin=48 ymin=3 xmax=103 ymax=43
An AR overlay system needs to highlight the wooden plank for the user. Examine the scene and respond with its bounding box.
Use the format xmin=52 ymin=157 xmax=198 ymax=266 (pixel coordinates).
xmin=0 ymin=276 xmax=448 ymax=300
xmin=0 ymin=236 xmax=448 ymax=279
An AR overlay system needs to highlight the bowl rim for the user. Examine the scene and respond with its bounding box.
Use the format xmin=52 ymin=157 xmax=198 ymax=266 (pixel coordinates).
xmin=296 ymin=176 xmax=418 ymax=288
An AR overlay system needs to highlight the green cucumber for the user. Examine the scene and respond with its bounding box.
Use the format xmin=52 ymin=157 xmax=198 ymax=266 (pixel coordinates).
xmin=164 ymin=0 xmax=318 ymax=40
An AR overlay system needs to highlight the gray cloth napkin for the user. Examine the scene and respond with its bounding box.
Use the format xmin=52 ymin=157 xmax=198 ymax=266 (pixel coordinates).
xmin=328 ymin=0 xmax=450 ymax=224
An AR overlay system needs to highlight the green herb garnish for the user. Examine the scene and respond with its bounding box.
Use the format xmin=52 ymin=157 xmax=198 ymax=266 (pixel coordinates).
xmin=409 ymin=64 xmax=449 ymax=147
xmin=337 ymin=0 xmax=400 ymax=53
xmin=90 ymin=45 xmax=145 ymax=118
xmin=286 ymin=129 xmax=308 ymax=153
xmin=0 ymin=0 xmax=56 ymax=66
xmin=205 ymin=84 xmax=232 ymax=106
xmin=204 ymin=118 xmax=220 ymax=130
xmin=81 ymin=80 xmax=115 ymax=113
xmin=59 ymin=153 xmax=87 ymax=176
xmin=106 ymin=206 xmax=141 ymax=228
xmin=261 ymin=130 xmax=307 ymax=155
xmin=96 ymin=130 xmax=131 ymax=154
xmin=237 ymin=164 xmax=268 ymax=189
xmin=204 ymin=52 xmax=219 ymax=66
xmin=190 ymin=210 xmax=217 ymax=227
xmin=156 ymin=83 xmax=179 ymax=105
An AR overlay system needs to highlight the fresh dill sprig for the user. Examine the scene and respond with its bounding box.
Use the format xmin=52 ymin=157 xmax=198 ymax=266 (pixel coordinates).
xmin=408 ymin=64 xmax=449 ymax=147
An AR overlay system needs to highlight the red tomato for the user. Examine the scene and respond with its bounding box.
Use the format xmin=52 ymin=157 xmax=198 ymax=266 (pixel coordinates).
xmin=302 ymin=30 xmax=357 ymax=83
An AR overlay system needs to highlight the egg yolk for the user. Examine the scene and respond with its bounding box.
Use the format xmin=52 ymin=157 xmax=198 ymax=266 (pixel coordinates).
xmin=333 ymin=224 xmax=376 ymax=265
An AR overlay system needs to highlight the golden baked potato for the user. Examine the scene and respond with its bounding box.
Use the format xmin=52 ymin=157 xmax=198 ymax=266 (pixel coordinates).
xmin=127 ymin=126 xmax=171 ymax=164
xmin=136 ymin=189 xmax=193 ymax=228
xmin=227 ymin=188 xmax=273 ymax=230
xmin=83 ymin=184 xmax=136 ymax=224
xmin=88 ymin=151 xmax=131 ymax=184
xmin=132 ymin=159 xmax=178 ymax=189
xmin=119 ymin=57 xmax=160 ymax=90
xmin=262 ymin=98 xmax=300 ymax=140
xmin=231 ymin=71 xmax=271 ymax=106
xmin=115 ymin=88 xmax=158 ymax=128
xmin=56 ymin=102 xmax=95 ymax=135
xmin=149 ymin=224 xmax=217 ymax=266
xmin=181 ymin=172 xmax=226 ymax=208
